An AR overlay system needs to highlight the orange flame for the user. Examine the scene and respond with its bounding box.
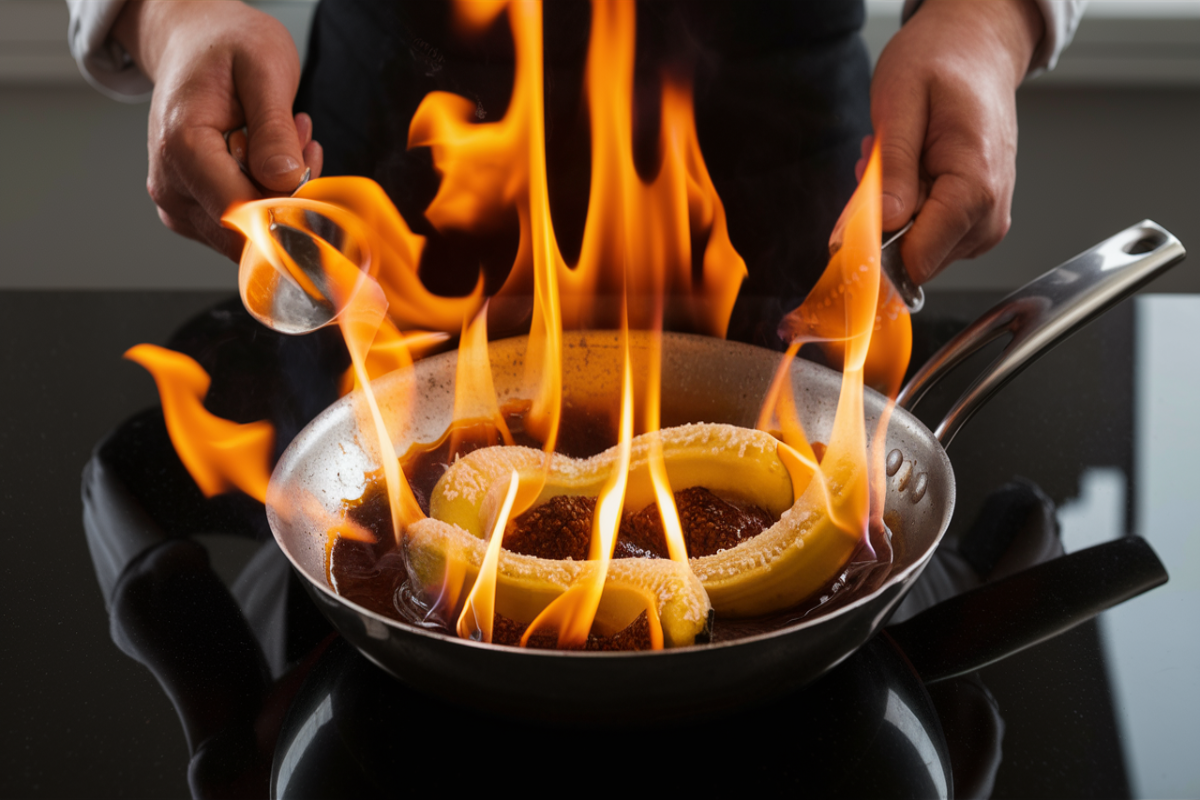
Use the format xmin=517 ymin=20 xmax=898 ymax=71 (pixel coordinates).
xmin=225 ymin=178 xmax=485 ymax=335
xmin=777 ymin=161 xmax=912 ymax=400
xmin=411 ymin=1 xmax=744 ymax=339
xmin=124 ymin=344 xmax=273 ymax=503
xmin=227 ymin=197 xmax=429 ymax=543
xmin=449 ymin=304 xmax=515 ymax=454
xmin=772 ymin=143 xmax=905 ymax=543
xmin=131 ymin=0 xmax=916 ymax=652
xmin=521 ymin=340 xmax=637 ymax=648
xmin=338 ymin=323 xmax=449 ymax=396
xmin=457 ymin=469 xmax=521 ymax=643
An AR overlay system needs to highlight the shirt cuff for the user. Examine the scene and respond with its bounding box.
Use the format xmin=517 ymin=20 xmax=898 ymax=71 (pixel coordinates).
xmin=66 ymin=0 xmax=153 ymax=102
xmin=899 ymin=0 xmax=1085 ymax=78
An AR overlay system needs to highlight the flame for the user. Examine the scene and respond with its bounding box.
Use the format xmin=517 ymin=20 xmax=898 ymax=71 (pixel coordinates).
xmin=266 ymin=488 xmax=377 ymax=584
xmin=411 ymin=2 xmax=744 ymax=338
xmin=336 ymin=267 xmax=426 ymax=543
xmin=643 ymin=328 xmax=689 ymax=564
xmin=225 ymin=178 xmax=485 ymax=334
xmin=521 ymin=340 xmax=638 ymax=648
xmin=777 ymin=161 xmax=912 ymax=399
xmin=772 ymin=143 xmax=908 ymax=544
xmin=124 ymin=344 xmax=273 ymax=503
xmin=449 ymin=304 xmax=514 ymax=454
xmin=228 ymin=197 xmax=429 ymax=543
xmin=339 ymin=323 xmax=449 ymax=396
xmin=458 ymin=469 xmax=521 ymax=643
xmin=131 ymin=0 xmax=915 ymax=652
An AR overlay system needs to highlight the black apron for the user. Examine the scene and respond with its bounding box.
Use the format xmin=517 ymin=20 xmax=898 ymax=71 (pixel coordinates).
xmin=295 ymin=0 xmax=871 ymax=348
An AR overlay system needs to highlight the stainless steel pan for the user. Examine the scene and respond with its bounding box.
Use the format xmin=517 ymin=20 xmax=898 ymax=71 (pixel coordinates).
xmin=268 ymin=220 xmax=1182 ymax=722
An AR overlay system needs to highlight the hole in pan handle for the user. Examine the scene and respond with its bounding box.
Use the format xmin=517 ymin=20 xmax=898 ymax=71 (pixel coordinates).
xmin=895 ymin=220 xmax=1186 ymax=447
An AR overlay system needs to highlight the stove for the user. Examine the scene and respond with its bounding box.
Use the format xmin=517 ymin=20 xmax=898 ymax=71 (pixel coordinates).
xmin=1 ymin=288 xmax=1196 ymax=798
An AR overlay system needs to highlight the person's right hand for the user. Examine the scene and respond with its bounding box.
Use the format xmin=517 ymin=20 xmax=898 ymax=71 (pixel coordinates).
xmin=112 ymin=0 xmax=323 ymax=260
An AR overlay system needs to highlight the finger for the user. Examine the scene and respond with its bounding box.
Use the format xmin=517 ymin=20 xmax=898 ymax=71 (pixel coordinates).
xmin=190 ymin=209 xmax=247 ymax=261
xmin=915 ymin=175 xmax=931 ymax=216
xmin=900 ymin=172 xmax=997 ymax=284
xmin=234 ymin=54 xmax=305 ymax=192
xmin=871 ymin=78 xmax=928 ymax=232
xmin=226 ymin=128 xmax=248 ymax=172
xmin=170 ymin=124 xmax=262 ymax=227
xmin=303 ymin=138 xmax=324 ymax=180
xmin=854 ymin=134 xmax=873 ymax=184
xmin=294 ymin=112 xmax=313 ymax=148
xmin=153 ymin=191 xmax=246 ymax=261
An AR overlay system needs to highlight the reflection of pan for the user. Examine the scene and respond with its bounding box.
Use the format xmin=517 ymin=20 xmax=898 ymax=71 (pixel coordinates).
xmin=268 ymin=221 xmax=1182 ymax=723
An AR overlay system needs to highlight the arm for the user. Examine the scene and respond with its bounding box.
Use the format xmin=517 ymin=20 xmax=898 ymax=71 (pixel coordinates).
xmin=865 ymin=0 xmax=1052 ymax=285
xmin=109 ymin=1 xmax=323 ymax=260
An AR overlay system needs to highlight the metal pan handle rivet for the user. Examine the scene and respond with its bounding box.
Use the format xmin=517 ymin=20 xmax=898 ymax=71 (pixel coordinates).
xmin=910 ymin=473 xmax=928 ymax=503
xmin=885 ymin=449 xmax=904 ymax=477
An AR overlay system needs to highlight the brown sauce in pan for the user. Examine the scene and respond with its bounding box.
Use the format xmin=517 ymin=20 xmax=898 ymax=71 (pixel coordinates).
xmin=503 ymin=486 xmax=773 ymax=561
xmin=327 ymin=405 xmax=893 ymax=648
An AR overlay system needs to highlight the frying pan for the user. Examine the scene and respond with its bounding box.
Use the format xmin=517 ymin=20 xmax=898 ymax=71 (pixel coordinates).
xmin=268 ymin=220 xmax=1182 ymax=723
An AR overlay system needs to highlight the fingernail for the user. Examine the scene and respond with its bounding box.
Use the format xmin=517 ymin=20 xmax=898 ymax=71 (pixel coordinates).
xmin=264 ymin=154 xmax=301 ymax=179
xmin=882 ymin=192 xmax=904 ymax=222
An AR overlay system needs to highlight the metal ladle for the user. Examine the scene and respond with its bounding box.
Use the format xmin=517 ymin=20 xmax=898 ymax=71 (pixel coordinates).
xmin=232 ymin=166 xmax=376 ymax=336
xmin=226 ymin=128 xmax=370 ymax=335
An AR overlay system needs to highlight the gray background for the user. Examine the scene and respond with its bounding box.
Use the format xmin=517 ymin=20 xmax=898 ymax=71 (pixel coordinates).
xmin=3 ymin=0 xmax=1200 ymax=292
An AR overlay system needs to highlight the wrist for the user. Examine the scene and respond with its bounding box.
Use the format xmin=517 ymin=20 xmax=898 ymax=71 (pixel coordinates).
xmin=111 ymin=0 xmax=216 ymax=83
xmin=915 ymin=0 xmax=1045 ymax=87
xmin=110 ymin=1 xmax=155 ymax=79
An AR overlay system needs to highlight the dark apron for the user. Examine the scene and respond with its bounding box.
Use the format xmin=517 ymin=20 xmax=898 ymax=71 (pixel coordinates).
xmin=295 ymin=0 xmax=871 ymax=348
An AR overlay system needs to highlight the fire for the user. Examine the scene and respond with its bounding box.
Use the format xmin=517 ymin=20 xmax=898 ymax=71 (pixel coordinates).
xmin=339 ymin=324 xmax=449 ymax=396
xmin=520 ymin=341 xmax=637 ymax=647
xmin=130 ymin=0 xmax=910 ymax=651
xmin=124 ymin=344 xmax=274 ymax=503
xmin=449 ymin=304 xmax=514 ymax=455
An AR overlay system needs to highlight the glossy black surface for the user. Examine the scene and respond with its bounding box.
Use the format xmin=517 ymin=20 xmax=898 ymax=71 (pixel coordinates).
xmin=0 ymin=289 xmax=1193 ymax=798
xmin=272 ymin=634 xmax=955 ymax=799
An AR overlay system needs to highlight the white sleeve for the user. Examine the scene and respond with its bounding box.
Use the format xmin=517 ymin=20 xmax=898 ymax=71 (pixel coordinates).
xmin=900 ymin=0 xmax=1086 ymax=77
xmin=66 ymin=0 xmax=153 ymax=102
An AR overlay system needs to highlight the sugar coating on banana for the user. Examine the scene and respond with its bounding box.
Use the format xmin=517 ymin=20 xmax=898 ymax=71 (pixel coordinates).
xmin=405 ymin=517 xmax=712 ymax=647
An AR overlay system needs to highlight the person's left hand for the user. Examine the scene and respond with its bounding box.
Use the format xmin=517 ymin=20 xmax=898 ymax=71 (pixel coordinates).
xmin=863 ymin=0 xmax=1044 ymax=285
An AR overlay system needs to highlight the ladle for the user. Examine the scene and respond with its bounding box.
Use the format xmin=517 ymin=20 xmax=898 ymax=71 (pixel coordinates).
xmin=235 ymin=176 xmax=380 ymax=336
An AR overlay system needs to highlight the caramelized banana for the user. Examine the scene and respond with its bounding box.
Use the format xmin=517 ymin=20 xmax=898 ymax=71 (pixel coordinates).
xmin=405 ymin=423 xmax=861 ymax=635
xmin=405 ymin=518 xmax=710 ymax=647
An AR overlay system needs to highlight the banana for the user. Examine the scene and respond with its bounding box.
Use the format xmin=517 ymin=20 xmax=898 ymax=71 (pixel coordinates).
xmin=429 ymin=423 xmax=794 ymax=536
xmin=404 ymin=423 xmax=861 ymax=641
xmin=405 ymin=516 xmax=710 ymax=647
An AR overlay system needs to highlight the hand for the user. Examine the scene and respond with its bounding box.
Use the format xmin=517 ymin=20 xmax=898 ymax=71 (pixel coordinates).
xmin=863 ymin=0 xmax=1044 ymax=284
xmin=112 ymin=0 xmax=323 ymax=260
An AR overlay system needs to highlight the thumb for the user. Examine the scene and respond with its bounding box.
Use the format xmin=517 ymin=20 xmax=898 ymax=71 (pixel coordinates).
xmin=872 ymin=83 xmax=928 ymax=232
xmin=235 ymin=56 xmax=305 ymax=193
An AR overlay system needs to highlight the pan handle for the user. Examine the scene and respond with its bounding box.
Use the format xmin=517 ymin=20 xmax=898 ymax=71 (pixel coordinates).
xmin=886 ymin=536 xmax=1168 ymax=684
xmin=896 ymin=220 xmax=1185 ymax=447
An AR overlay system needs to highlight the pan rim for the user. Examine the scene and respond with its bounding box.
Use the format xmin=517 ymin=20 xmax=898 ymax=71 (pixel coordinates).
xmin=268 ymin=331 xmax=956 ymax=659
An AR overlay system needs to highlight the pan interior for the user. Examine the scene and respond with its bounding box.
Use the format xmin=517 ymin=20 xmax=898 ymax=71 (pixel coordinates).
xmin=268 ymin=331 xmax=954 ymax=650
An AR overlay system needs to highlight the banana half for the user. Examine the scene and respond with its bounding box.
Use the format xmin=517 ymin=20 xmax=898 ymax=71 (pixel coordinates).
xmin=403 ymin=423 xmax=861 ymax=646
